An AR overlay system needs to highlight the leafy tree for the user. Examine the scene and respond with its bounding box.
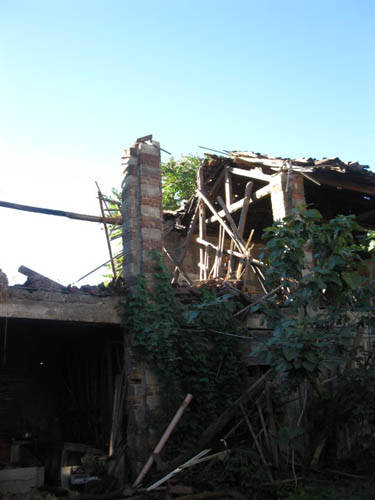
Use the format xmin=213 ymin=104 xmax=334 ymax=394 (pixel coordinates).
xmin=161 ymin=155 xmax=200 ymax=210
xmin=104 ymin=155 xmax=200 ymax=279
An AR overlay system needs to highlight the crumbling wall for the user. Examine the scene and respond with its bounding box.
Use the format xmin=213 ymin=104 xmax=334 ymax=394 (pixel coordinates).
xmin=121 ymin=139 xmax=163 ymax=476
xmin=121 ymin=140 xmax=163 ymax=285
xmin=270 ymin=172 xmax=306 ymax=219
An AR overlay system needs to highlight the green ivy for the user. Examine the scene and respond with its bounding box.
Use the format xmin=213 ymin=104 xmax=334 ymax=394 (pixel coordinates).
xmin=119 ymin=251 xmax=247 ymax=454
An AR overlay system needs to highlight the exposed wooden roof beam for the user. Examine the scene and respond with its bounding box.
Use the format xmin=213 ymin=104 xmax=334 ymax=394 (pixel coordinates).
xmin=307 ymin=173 xmax=375 ymax=197
xmin=231 ymin=155 xmax=285 ymax=168
xmin=229 ymin=165 xmax=273 ymax=183
xmin=206 ymin=182 xmax=273 ymax=224
xmin=0 ymin=199 xmax=122 ymax=224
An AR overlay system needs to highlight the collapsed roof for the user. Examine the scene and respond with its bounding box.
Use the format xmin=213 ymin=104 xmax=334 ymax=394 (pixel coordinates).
xmin=169 ymin=150 xmax=375 ymax=240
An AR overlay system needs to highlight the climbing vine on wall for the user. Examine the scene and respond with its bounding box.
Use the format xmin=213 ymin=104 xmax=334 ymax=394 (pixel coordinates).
xmin=119 ymin=251 xmax=247 ymax=453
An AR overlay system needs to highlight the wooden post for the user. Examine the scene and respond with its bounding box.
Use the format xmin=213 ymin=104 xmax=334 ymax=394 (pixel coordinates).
xmin=224 ymin=167 xmax=233 ymax=207
xmin=97 ymin=189 xmax=117 ymax=279
xmin=236 ymin=182 xmax=253 ymax=280
xmin=197 ymin=190 xmax=245 ymax=256
xmin=224 ymin=167 xmax=236 ymax=279
xmin=198 ymin=167 xmax=207 ymax=280
xmin=216 ymin=196 xmax=247 ymax=253
xmin=213 ymin=225 xmax=224 ymax=278
xmin=163 ymin=247 xmax=193 ymax=286
xmin=171 ymin=204 xmax=199 ymax=284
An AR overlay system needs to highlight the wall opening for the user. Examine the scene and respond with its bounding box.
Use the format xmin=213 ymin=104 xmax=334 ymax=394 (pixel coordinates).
xmin=0 ymin=317 xmax=123 ymax=486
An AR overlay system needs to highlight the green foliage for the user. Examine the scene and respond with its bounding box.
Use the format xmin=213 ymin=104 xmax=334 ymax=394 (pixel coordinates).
xmin=254 ymin=208 xmax=375 ymax=387
xmin=120 ymin=251 xmax=246 ymax=454
xmin=104 ymin=155 xmax=200 ymax=280
xmin=251 ymin=208 xmax=375 ymax=476
xmin=161 ymin=155 xmax=200 ymax=210
xmin=103 ymin=188 xmax=123 ymax=281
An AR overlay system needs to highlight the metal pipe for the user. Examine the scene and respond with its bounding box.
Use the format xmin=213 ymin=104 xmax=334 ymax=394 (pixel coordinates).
xmin=133 ymin=393 xmax=193 ymax=488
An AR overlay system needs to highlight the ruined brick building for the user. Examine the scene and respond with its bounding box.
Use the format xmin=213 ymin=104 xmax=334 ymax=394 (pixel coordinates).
xmin=0 ymin=137 xmax=374 ymax=490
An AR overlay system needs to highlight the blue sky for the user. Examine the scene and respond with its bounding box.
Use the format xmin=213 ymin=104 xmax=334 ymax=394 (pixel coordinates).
xmin=1 ymin=0 xmax=374 ymax=284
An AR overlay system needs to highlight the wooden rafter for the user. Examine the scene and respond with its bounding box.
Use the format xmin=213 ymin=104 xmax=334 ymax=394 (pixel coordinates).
xmin=196 ymin=238 xmax=263 ymax=268
xmin=197 ymin=189 xmax=245 ymax=257
xmin=230 ymin=155 xmax=285 ymax=168
xmin=216 ymin=196 xmax=247 ymax=253
xmin=229 ymin=166 xmax=273 ymax=183
xmin=163 ymin=246 xmax=193 ymax=286
xmin=0 ymin=199 xmax=122 ymax=224
xmin=206 ymin=182 xmax=273 ymax=224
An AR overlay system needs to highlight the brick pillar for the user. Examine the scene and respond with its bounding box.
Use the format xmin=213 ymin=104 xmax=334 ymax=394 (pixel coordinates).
xmin=121 ymin=139 xmax=163 ymax=284
xmin=124 ymin=342 xmax=160 ymax=477
xmin=270 ymin=172 xmax=306 ymax=220
xmin=270 ymin=171 xmax=313 ymax=270
xmin=121 ymin=139 xmax=163 ymax=478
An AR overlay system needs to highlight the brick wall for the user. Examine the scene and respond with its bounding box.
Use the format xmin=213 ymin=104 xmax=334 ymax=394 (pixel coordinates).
xmin=121 ymin=140 xmax=163 ymax=284
xmin=121 ymin=138 xmax=163 ymax=477
xmin=270 ymin=172 xmax=313 ymax=270
xmin=270 ymin=172 xmax=306 ymax=220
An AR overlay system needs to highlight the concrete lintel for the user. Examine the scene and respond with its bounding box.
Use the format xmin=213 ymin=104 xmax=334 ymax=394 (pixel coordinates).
xmin=1 ymin=289 xmax=121 ymax=325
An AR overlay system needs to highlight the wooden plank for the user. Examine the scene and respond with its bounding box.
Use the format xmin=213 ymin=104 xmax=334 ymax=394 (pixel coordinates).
xmin=226 ymin=249 xmax=264 ymax=267
xmin=18 ymin=266 xmax=64 ymax=290
xmin=224 ymin=167 xmax=235 ymax=278
xmin=206 ymin=182 xmax=273 ymax=224
xmin=218 ymin=225 xmax=225 ymax=276
xmin=171 ymin=204 xmax=199 ymax=284
xmin=97 ymin=189 xmax=117 ymax=279
xmin=224 ymin=167 xmax=233 ymax=205
xmin=136 ymin=134 xmax=153 ymax=143
xmin=198 ymin=167 xmax=207 ymax=280
xmin=0 ymin=199 xmax=122 ymax=224
xmin=252 ymin=265 xmax=268 ymax=294
xmin=231 ymin=155 xmax=285 ymax=168
xmin=196 ymin=238 xmax=264 ymax=267
xmin=166 ymin=369 xmax=272 ymax=472
xmin=236 ymin=182 xmax=254 ymax=280
xmin=197 ymin=189 xmax=245 ymax=257
xmin=237 ymin=228 xmax=255 ymax=280
xmin=216 ymin=196 xmax=247 ymax=253
xmin=109 ymin=375 xmax=121 ymax=457
xmin=211 ymin=225 xmax=223 ymax=279
xmin=163 ymin=247 xmax=193 ymax=286
xmin=230 ymin=165 xmax=273 ymax=183
xmin=238 ymin=182 xmax=253 ymax=237
xmin=196 ymin=237 xmax=219 ymax=251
